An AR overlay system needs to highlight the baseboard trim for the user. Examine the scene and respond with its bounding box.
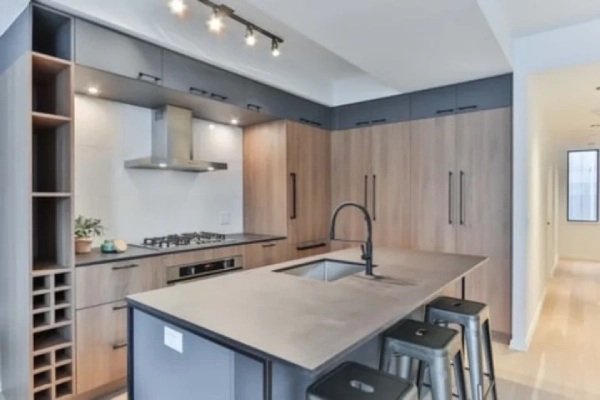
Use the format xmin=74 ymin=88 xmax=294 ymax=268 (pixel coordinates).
xmin=509 ymin=287 xmax=547 ymax=352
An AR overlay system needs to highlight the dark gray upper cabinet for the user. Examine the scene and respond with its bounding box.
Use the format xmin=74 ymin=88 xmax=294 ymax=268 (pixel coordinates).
xmin=244 ymin=80 xmax=294 ymax=117
xmin=335 ymin=102 xmax=373 ymax=130
xmin=74 ymin=19 xmax=163 ymax=84
xmin=286 ymin=96 xmax=331 ymax=129
xmin=409 ymin=85 xmax=457 ymax=120
xmin=334 ymin=95 xmax=410 ymax=130
xmin=456 ymin=74 xmax=512 ymax=113
xmin=163 ymin=51 xmax=245 ymax=107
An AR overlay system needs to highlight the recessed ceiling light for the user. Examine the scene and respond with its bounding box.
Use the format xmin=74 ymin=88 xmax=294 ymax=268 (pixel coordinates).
xmin=87 ymin=86 xmax=100 ymax=96
xmin=231 ymin=118 xmax=239 ymax=125
xmin=207 ymin=166 xmax=215 ymax=171
xmin=168 ymin=0 xmax=188 ymax=16
xmin=245 ymin=26 xmax=257 ymax=46
xmin=208 ymin=8 xmax=224 ymax=32
xmin=271 ymin=39 xmax=281 ymax=57
xmin=209 ymin=124 xmax=215 ymax=130
xmin=158 ymin=163 xmax=168 ymax=168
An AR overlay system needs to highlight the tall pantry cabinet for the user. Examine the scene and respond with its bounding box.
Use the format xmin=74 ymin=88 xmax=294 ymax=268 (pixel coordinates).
xmin=410 ymin=107 xmax=512 ymax=336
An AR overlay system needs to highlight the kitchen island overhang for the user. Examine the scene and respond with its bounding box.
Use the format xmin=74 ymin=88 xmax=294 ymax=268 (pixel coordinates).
xmin=126 ymin=247 xmax=487 ymax=400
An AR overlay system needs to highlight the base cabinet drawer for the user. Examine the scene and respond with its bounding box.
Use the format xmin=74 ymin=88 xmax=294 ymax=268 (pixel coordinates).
xmin=76 ymin=301 xmax=128 ymax=394
xmin=290 ymin=241 xmax=330 ymax=260
xmin=243 ymin=241 xmax=290 ymax=269
xmin=75 ymin=257 xmax=165 ymax=309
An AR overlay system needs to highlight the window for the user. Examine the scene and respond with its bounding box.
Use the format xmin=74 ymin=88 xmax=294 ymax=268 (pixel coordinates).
xmin=568 ymin=150 xmax=599 ymax=222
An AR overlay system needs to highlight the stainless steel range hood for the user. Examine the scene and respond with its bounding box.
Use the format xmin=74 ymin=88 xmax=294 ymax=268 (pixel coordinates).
xmin=124 ymin=105 xmax=228 ymax=173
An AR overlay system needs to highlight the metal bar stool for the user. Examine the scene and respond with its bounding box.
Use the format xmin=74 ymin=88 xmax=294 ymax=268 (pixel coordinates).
xmin=379 ymin=319 xmax=467 ymax=400
xmin=307 ymin=362 xmax=418 ymax=400
xmin=425 ymin=296 xmax=498 ymax=400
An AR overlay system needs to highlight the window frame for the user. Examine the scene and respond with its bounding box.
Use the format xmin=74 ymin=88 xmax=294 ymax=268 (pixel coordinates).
xmin=567 ymin=149 xmax=600 ymax=223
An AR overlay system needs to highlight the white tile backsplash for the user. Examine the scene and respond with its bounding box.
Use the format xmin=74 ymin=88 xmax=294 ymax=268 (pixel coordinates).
xmin=74 ymin=96 xmax=244 ymax=244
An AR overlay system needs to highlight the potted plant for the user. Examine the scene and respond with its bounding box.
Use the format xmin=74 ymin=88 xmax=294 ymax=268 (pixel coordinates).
xmin=74 ymin=215 xmax=106 ymax=254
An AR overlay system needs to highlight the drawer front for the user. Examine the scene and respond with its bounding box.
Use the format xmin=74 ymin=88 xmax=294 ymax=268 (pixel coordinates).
xmin=75 ymin=257 xmax=164 ymax=309
xmin=243 ymin=241 xmax=289 ymax=269
xmin=76 ymin=301 xmax=128 ymax=394
xmin=162 ymin=245 xmax=244 ymax=268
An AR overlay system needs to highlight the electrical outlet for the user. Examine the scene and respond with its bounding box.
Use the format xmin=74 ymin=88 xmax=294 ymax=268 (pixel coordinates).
xmin=220 ymin=211 xmax=231 ymax=225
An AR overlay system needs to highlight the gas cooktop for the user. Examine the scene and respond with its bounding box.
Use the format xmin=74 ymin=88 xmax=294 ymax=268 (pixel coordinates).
xmin=135 ymin=232 xmax=236 ymax=250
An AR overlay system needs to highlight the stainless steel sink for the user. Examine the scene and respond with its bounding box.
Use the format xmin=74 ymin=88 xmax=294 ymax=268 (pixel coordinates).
xmin=274 ymin=259 xmax=366 ymax=282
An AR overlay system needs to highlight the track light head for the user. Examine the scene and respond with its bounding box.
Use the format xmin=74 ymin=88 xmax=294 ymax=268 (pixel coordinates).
xmin=208 ymin=8 xmax=224 ymax=32
xmin=245 ymin=26 xmax=257 ymax=46
xmin=271 ymin=39 xmax=281 ymax=57
xmin=168 ymin=0 xmax=188 ymax=16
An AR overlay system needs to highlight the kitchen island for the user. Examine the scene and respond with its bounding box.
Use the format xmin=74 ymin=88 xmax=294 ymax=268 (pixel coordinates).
xmin=126 ymin=247 xmax=486 ymax=400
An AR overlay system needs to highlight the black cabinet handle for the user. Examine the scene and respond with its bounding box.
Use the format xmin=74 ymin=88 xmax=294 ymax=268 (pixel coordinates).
xmin=138 ymin=72 xmax=161 ymax=84
xmin=112 ymin=304 xmax=127 ymax=311
xmin=296 ymin=242 xmax=327 ymax=251
xmin=436 ymin=108 xmax=455 ymax=115
xmin=310 ymin=120 xmax=323 ymax=127
xmin=290 ymin=173 xmax=297 ymax=220
xmin=356 ymin=121 xmax=370 ymax=127
xmin=210 ymin=93 xmax=228 ymax=101
xmin=112 ymin=263 xmax=139 ymax=271
xmin=262 ymin=243 xmax=277 ymax=248
xmin=371 ymin=118 xmax=387 ymax=124
xmin=190 ymin=87 xmax=208 ymax=96
xmin=458 ymin=105 xmax=478 ymax=111
xmin=460 ymin=171 xmax=465 ymax=225
xmin=299 ymin=118 xmax=322 ymax=127
xmin=364 ymin=175 xmax=369 ymax=209
xmin=372 ymin=174 xmax=377 ymax=221
xmin=448 ymin=171 xmax=453 ymax=225
xmin=247 ymin=103 xmax=262 ymax=112
xmin=112 ymin=343 xmax=128 ymax=350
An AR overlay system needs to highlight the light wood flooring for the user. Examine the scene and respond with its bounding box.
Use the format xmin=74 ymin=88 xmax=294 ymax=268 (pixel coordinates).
xmin=105 ymin=259 xmax=599 ymax=399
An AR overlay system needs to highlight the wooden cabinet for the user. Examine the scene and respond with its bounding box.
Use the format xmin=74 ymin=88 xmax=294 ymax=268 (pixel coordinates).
xmin=330 ymin=122 xmax=411 ymax=249
xmin=76 ymin=300 xmax=128 ymax=394
xmin=75 ymin=257 xmax=165 ymax=309
xmin=243 ymin=240 xmax=290 ymax=269
xmin=244 ymin=121 xmax=331 ymax=262
xmin=410 ymin=108 xmax=512 ymax=335
xmin=74 ymin=19 xmax=163 ymax=83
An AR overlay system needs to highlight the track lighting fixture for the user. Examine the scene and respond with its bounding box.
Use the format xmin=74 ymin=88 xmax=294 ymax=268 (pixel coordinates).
xmin=245 ymin=26 xmax=257 ymax=46
xmin=168 ymin=0 xmax=188 ymax=16
xmin=271 ymin=39 xmax=280 ymax=57
xmin=208 ymin=8 xmax=224 ymax=32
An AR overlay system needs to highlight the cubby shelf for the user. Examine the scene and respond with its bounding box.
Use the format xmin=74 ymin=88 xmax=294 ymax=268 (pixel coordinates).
xmin=32 ymin=262 xmax=70 ymax=277
xmin=32 ymin=52 xmax=71 ymax=75
xmin=32 ymin=112 xmax=71 ymax=128
xmin=32 ymin=192 xmax=71 ymax=198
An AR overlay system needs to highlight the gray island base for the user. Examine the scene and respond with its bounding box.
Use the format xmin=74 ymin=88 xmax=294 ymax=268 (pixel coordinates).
xmin=127 ymin=248 xmax=486 ymax=400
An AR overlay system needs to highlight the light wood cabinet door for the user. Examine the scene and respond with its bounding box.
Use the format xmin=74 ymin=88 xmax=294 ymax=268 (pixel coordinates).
xmin=243 ymin=240 xmax=290 ymax=269
xmin=370 ymin=122 xmax=411 ymax=248
xmin=410 ymin=116 xmax=457 ymax=253
xmin=331 ymin=128 xmax=372 ymax=249
xmin=455 ymin=107 xmax=512 ymax=335
xmin=287 ymin=122 xmax=331 ymax=246
xmin=76 ymin=301 xmax=128 ymax=394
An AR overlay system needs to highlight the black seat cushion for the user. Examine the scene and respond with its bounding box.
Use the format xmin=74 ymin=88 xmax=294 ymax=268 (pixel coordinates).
xmin=428 ymin=296 xmax=486 ymax=316
xmin=386 ymin=319 xmax=458 ymax=350
xmin=307 ymin=362 xmax=415 ymax=400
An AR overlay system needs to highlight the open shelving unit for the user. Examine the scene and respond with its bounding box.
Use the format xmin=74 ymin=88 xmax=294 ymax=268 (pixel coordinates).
xmin=29 ymin=5 xmax=76 ymax=399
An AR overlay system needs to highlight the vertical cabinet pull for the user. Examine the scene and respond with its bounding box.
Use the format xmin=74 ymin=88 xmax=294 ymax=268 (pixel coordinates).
xmin=290 ymin=173 xmax=297 ymax=220
xmin=372 ymin=175 xmax=377 ymax=221
xmin=459 ymin=171 xmax=465 ymax=225
xmin=448 ymin=172 xmax=453 ymax=225
xmin=364 ymin=175 xmax=369 ymax=209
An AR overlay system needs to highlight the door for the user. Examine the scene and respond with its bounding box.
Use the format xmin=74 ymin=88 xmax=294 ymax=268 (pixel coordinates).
xmin=371 ymin=122 xmax=411 ymax=248
xmin=287 ymin=122 xmax=331 ymax=246
xmin=331 ymin=128 xmax=371 ymax=249
xmin=410 ymin=116 xmax=457 ymax=253
xmin=455 ymin=108 xmax=512 ymax=335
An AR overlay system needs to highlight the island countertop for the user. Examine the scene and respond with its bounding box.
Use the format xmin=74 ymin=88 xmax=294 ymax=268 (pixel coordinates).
xmin=128 ymin=247 xmax=486 ymax=373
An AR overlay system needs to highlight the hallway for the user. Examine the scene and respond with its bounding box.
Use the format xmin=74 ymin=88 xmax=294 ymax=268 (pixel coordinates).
xmin=495 ymin=259 xmax=600 ymax=399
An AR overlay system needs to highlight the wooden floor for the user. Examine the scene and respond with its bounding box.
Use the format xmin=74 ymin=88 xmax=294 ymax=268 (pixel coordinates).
xmin=107 ymin=259 xmax=599 ymax=400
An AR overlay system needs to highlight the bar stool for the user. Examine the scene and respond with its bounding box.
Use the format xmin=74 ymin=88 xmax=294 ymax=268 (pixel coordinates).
xmin=379 ymin=319 xmax=467 ymax=400
xmin=425 ymin=297 xmax=498 ymax=400
xmin=307 ymin=362 xmax=418 ymax=400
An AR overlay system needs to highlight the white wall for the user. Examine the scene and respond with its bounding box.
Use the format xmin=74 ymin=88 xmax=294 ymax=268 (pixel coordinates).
xmin=512 ymin=17 xmax=600 ymax=350
xmin=556 ymin=137 xmax=600 ymax=260
xmin=74 ymin=95 xmax=244 ymax=244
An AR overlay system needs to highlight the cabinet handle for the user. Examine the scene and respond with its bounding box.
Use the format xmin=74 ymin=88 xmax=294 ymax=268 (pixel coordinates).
xmin=262 ymin=243 xmax=277 ymax=248
xmin=112 ymin=343 xmax=128 ymax=350
xmin=310 ymin=120 xmax=323 ymax=127
xmin=290 ymin=173 xmax=297 ymax=220
xmin=355 ymin=121 xmax=370 ymax=127
xmin=210 ymin=93 xmax=228 ymax=101
xmin=190 ymin=87 xmax=209 ymax=96
xmin=296 ymin=242 xmax=327 ymax=251
xmin=458 ymin=105 xmax=478 ymax=111
xmin=112 ymin=304 xmax=127 ymax=311
xmin=436 ymin=108 xmax=455 ymax=115
xmin=372 ymin=174 xmax=377 ymax=221
xmin=112 ymin=263 xmax=139 ymax=271
xmin=371 ymin=118 xmax=387 ymax=124
xmin=448 ymin=171 xmax=453 ymax=225
xmin=247 ymin=103 xmax=262 ymax=112
xmin=138 ymin=72 xmax=161 ymax=84
xmin=364 ymin=175 xmax=369 ymax=210
xmin=460 ymin=171 xmax=465 ymax=225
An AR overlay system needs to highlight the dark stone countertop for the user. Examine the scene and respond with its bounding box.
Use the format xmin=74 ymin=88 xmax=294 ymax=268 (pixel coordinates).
xmin=75 ymin=233 xmax=286 ymax=267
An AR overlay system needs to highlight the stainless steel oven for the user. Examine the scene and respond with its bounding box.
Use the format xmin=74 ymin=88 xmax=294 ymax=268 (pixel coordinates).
xmin=166 ymin=255 xmax=243 ymax=286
